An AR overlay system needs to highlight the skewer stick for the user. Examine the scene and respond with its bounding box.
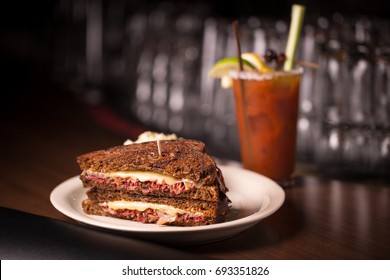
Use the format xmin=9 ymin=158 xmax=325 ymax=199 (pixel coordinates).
xmin=232 ymin=20 xmax=255 ymax=168
xmin=232 ymin=21 xmax=244 ymax=71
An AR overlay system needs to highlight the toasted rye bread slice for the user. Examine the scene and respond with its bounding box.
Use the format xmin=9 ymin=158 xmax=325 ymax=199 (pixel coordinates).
xmin=77 ymin=139 xmax=219 ymax=187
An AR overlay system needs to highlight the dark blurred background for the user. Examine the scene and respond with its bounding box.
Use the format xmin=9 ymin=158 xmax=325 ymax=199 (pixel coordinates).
xmin=1 ymin=0 xmax=390 ymax=175
xmin=1 ymin=0 xmax=389 ymax=101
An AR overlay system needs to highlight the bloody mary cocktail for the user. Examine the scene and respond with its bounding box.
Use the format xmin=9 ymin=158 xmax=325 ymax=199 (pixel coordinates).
xmin=231 ymin=68 xmax=302 ymax=184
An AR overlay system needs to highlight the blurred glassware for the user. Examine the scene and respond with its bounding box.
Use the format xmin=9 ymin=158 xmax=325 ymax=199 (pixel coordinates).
xmin=54 ymin=0 xmax=390 ymax=176
xmin=373 ymin=46 xmax=390 ymax=129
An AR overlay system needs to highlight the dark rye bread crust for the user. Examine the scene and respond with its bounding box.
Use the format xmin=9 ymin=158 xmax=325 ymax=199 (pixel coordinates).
xmin=77 ymin=139 xmax=219 ymax=187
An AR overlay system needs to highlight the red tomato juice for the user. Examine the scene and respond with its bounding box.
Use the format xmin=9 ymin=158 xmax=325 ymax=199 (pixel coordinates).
xmin=232 ymin=69 xmax=302 ymax=182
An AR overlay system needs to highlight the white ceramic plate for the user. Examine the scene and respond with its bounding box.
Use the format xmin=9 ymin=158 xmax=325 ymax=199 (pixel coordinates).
xmin=50 ymin=165 xmax=285 ymax=245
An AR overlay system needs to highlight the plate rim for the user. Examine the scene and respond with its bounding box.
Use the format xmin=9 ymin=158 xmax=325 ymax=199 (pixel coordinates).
xmin=50 ymin=165 xmax=285 ymax=234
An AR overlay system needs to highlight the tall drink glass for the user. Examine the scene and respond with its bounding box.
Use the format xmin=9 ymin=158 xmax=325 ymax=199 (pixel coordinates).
xmin=231 ymin=68 xmax=303 ymax=186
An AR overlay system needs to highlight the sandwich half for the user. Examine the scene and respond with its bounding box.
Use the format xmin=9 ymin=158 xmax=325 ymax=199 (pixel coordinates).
xmin=76 ymin=138 xmax=230 ymax=226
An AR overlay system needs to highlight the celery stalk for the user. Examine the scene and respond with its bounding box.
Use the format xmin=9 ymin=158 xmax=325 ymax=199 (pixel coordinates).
xmin=283 ymin=4 xmax=305 ymax=71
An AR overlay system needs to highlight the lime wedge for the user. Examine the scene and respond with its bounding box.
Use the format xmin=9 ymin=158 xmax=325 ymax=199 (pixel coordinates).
xmin=208 ymin=57 xmax=257 ymax=78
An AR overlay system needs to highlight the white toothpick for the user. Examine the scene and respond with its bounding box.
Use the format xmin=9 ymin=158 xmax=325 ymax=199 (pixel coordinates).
xmin=157 ymin=140 xmax=162 ymax=156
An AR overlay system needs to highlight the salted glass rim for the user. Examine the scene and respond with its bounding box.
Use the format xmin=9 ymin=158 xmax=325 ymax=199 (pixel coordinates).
xmin=230 ymin=66 xmax=303 ymax=81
